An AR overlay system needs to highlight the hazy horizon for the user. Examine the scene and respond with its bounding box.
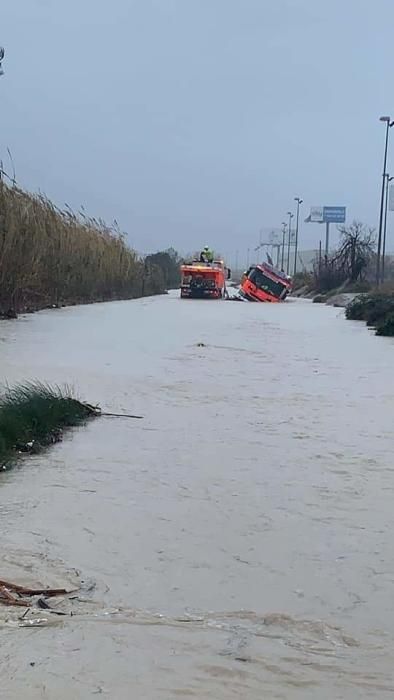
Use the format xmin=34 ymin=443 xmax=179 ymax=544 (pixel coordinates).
xmin=2 ymin=0 xmax=394 ymax=263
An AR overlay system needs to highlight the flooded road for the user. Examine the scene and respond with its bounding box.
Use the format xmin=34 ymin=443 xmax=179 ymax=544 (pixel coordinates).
xmin=1 ymin=293 xmax=394 ymax=698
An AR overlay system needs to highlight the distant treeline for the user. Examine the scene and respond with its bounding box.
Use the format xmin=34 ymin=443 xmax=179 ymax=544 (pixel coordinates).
xmin=0 ymin=182 xmax=181 ymax=317
xmin=144 ymin=248 xmax=182 ymax=290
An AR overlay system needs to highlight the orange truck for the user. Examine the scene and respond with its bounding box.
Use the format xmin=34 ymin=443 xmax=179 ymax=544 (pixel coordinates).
xmin=239 ymin=262 xmax=292 ymax=302
xmin=180 ymin=260 xmax=231 ymax=299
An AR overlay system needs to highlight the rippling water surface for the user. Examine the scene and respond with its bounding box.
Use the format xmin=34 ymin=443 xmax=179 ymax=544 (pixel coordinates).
xmin=1 ymin=293 xmax=394 ymax=698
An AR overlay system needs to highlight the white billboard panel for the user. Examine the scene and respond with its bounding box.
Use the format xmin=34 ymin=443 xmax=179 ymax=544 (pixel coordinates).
xmin=310 ymin=206 xmax=324 ymax=223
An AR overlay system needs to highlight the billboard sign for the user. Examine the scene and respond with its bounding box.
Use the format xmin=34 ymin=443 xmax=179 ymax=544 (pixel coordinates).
xmin=308 ymin=206 xmax=346 ymax=224
xmin=269 ymin=230 xmax=281 ymax=244
xmin=323 ymin=206 xmax=346 ymax=223
xmin=310 ymin=206 xmax=324 ymax=223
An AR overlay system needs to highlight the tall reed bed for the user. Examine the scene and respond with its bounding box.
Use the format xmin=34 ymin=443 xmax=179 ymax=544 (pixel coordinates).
xmin=0 ymin=183 xmax=165 ymax=315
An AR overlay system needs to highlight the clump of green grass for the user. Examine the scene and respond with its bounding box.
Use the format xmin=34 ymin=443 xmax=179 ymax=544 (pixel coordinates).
xmin=376 ymin=312 xmax=394 ymax=336
xmin=0 ymin=382 xmax=97 ymax=468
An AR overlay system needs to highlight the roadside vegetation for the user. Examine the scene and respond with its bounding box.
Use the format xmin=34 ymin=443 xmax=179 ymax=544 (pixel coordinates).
xmin=292 ymin=222 xmax=378 ymax=299
xmin=345 ymin=289 xmax=394 ymax=336
xmin=292 ymin=221 xmax=394 ymax=337
xmin=313 ymin=221 xmax=376 ymax=294
xmin=144 ymin=248 xmax=182 ymax=290
xmin=0 ymin=382 xmax=97 ymax=468
xmin=0 ymin=182 xmax=181 ymax=317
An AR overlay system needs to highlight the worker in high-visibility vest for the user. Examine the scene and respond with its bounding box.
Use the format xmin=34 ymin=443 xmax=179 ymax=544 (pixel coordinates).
xmin=200 ymin=246 xmax=214 ymax=263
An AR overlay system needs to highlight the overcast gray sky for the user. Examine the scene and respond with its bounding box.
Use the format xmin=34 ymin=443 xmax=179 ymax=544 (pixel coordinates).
xmin=1 ymin=0 xmax=393 ymax=261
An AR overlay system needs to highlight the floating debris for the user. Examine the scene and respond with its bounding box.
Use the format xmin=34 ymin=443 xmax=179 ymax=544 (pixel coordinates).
xmin=0 ymin=578 xmax=71 ymax=609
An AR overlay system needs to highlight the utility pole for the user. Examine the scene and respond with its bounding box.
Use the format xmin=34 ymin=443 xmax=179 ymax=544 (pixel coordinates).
xmin=293 ymin=197 xmax=303 ymax=276
xmin=324 ymin=222 xmax=330 ymax=265
xmin=286 ymin=211 xmax=294 ymax=275
xmin=382 ymin=174 xmax=394 ymax=283
xmin=377 ymin=116 xmax=394 ymax=285
xmin=281 ymin=222 xmax=287 ymax=270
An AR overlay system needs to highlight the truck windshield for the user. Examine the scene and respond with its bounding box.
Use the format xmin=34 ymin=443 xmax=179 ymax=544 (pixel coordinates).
xmin=249 ymin=268 xmax=286 ymax=298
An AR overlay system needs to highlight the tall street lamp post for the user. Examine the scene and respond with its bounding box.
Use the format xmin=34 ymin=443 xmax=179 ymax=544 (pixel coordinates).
xmin=286 ymin=211 xmax=294 ymax=275
xmin=382 ymin=174 xmax=394 ymax=284
xmin=281 ymin=222 xmax=287 ymax=270
xmin=293 ymin=197 xmax=303 ymax=276
xmin=376 ymin=116 xmax=394 ymax=286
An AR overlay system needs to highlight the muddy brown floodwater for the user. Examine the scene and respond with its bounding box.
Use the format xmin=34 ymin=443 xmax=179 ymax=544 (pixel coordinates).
xmin=1 ymin=293 xmax=394 ymax=699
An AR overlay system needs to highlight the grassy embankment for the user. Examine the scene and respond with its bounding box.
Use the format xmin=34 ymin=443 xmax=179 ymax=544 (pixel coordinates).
xmin=0 ymin=183 xmax=166 ymax=317
xmin=292 ymin=272 xmax=369 ymax=301
xmin=292 ymin=273 xmax=394 ymax=337
xmin=345 ymin=290 xmax=394 ymax=336
xmin=0 ymin=383 xmax=97 ymax=469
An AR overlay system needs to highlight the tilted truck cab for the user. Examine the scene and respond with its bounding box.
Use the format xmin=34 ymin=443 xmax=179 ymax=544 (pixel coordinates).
xmin=240 ymin=263 xmax=292 ymax=302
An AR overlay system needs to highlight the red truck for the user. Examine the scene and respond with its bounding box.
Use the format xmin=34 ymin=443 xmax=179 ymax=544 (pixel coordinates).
xmin=239 ymin=262 xmax=292 ymax=302
xmin=180 ymin=260 xmax=231 ymax=299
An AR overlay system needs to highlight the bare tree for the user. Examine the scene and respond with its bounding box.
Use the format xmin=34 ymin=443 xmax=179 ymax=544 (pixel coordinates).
xmin=313 ymin=221 xmax=376 ymax=292
xmin=334 ymin=221 xmax=375 ymax=282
